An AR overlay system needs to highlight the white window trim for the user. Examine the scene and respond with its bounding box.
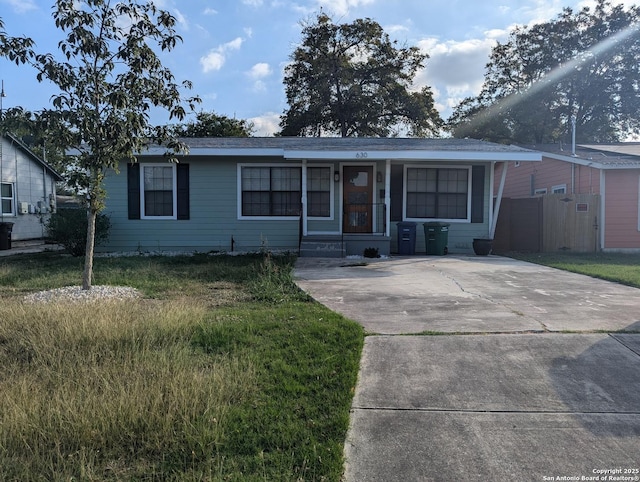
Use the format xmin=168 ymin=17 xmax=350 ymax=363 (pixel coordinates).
xmin=140 ymin=163 xmax=177 ymax=220
xmin=403 ymin=164 xmax=472 ymax=223
xmin=1 ymin=182 xmax=15 ymax=216
xmin=307 ymin=163 xmax=335 ymax=221
xmin=238 ymin=163 xmax=303 ymax=220
xmin=534 ymin=188 xmax=547 ymax=195
xmin=551 ymin=184 xmax=567 ymax=194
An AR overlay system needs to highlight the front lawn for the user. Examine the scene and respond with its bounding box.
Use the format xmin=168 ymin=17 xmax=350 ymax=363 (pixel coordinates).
xmin=507 ymin=251 xmax=640 ymax=288
xmin=0 ymin=253 xmax=363 ymax=481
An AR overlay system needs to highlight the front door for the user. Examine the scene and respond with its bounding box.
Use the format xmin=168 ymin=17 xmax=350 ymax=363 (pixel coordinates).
xmin=343 ymin=166 xmax=373 ymax=233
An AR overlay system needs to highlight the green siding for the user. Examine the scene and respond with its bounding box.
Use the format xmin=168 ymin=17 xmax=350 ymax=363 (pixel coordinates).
xmin=101 ymin=156 xmax=495 ymax=254
xmin=102 ymin=157 xmax=302 ymax=253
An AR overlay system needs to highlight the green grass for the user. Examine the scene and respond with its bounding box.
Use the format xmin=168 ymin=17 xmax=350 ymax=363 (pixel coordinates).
xmin=507 ymin=251 xmax=640 ymax=288
xmin=0 ymin=252 xmax=364 ymax=481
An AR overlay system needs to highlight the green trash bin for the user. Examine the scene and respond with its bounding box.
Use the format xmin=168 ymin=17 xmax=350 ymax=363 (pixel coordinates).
xmin=424 ymin=222 xmax=450 ymax=255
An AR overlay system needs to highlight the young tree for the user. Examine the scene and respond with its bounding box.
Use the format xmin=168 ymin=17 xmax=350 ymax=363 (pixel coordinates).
xmin=169 ymin=111 xmax=254 ymax=137
xmin=279 ymin=13 xmax=442 ymax=137
xmin=0 ymin=1 xmax=199 ymax=289
xmin=449 ymin=0 xmax=640 ymax=144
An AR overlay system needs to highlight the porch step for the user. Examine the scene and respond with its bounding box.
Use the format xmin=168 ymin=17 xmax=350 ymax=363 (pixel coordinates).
xmin=299 ymin=240 xmax=346 ymax=258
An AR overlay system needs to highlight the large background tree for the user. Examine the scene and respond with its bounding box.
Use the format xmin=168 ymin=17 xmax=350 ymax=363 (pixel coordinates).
xmin=0 ymin=0 xmax=199 ymax=289
xmin=279 ymin=13 xmax=442 ymax=137
xmin=169 ymin=111 xmax=254 ymax=137
xmin=448 ymin=0 xmax=640 ymax=144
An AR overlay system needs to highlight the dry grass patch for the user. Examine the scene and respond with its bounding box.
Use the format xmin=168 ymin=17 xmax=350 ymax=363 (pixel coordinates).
xmin=0 ymin=298 xmax=256 ymax=479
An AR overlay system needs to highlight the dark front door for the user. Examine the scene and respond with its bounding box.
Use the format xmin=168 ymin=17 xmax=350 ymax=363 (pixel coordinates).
xmin=343 ymin=166 xmax=373 ymax=233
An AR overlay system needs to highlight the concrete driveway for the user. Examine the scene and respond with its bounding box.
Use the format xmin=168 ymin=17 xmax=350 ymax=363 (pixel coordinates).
xmin=294 ymin=256 xmax=640 ymax=482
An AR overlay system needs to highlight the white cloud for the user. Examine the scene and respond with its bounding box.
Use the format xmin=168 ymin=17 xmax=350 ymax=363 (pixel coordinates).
xmin=416 ymin=36 xmax=501 ymax=119
xmin=200 ymin=52 xmax=226 ymax=73
xmin=242 ymin=0 xmax=264 ymax=6
xmin=200 ymin=37 xmax=245 ymax=73
xmin=3 ymin=0 xmax=37 ymax=14
xmin=249 ymin=112 xmax=281 ymax=136
xmin=385 ymin=24 xmax=410 ymax=35
xmin=316 ymin=0 xmax=376 ymax=16
xmin=248 ymin=63 xmax=273 ymax=79
xmin=247 ymin=63 xmax=273 ymax=92
xmin=203 ymin=7 xmax=218 ymax=15
xmin=173 ymin=8 xmax=188 ymax=30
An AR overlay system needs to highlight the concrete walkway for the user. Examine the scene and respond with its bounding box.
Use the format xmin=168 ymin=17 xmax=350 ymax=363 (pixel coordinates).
xmin=294 ymin=256 xmax=640 ymax=482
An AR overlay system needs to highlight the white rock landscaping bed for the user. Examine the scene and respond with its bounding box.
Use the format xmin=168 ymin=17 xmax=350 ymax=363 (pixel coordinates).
xmin=24 ymin=285 xmax=141 ymax=304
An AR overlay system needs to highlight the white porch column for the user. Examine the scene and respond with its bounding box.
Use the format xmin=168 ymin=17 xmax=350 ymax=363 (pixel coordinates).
xmin=301 ymin=159 xmax=308 ymax=236
xmin=385 ymin=159 xmax=391 ymax=237
xmin=490 ymin=161 xmax=508 ymax=239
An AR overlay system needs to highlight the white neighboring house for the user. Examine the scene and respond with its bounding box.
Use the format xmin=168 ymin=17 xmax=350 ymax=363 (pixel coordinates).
xmin=0 ymin=133 xmax=63 ymax=243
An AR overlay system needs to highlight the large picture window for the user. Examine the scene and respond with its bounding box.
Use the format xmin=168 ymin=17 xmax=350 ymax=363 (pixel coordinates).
xmin=1 ymin=183 xmax=14 ymax=215
xmin=141 ymin=165 xmax=176 ymax=218
xmin=241 ymin=166 xmax=301 ymax=217
xmin=406 ymin=167 xmax=470 ymax=220
xmin=307 ymin=166 xmax=331 ymax=218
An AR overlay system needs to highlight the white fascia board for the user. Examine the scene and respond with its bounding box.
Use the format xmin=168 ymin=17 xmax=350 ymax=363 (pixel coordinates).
xmin=541 ymin=152 xmax=640 ymax=170
xmin=283 ymin=149 xmax=541 ymax=162
xmin=541 ymin=152 xmax=608 ymax=169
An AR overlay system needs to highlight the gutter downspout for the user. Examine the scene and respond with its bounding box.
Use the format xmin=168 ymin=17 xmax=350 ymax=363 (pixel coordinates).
xmin=490 ymin=161 xmax=508 ymax=239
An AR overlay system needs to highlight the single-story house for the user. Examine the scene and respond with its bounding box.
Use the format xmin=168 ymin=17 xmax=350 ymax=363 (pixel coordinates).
xmin=99 ymin=137 xmax=540 ymax=256
xmin=0 ymin=133 xmax=63 ymax=243
xmin=496 ymin=142 xmax=640 ymax=252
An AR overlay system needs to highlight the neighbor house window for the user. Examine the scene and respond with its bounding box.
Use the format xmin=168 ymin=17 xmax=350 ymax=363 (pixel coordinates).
xmin=141 ymin=164 xmax=177 ymax=219
xmin=406 ymin=167 xmax=470 ymax=220
xmin=307 ymin=166 xmax=331 ymax=218
xmin=1 ymin=183 xmax=14 ymax=215
xmin=534 ymin=188 xmax=547 ymax=195
xmin=241 ymin=166 xmax=301 ymax=217
xmin=552 ymin=184 xmax=567 ymax=194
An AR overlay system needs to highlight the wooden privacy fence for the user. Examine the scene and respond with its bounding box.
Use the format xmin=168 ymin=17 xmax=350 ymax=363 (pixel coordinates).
xmin=493 ymin=194 xmax=601 ymax=253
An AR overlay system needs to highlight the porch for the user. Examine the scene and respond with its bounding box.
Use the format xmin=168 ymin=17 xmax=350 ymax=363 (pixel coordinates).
xmin=299 ymin=234 xmax=391 ymax=258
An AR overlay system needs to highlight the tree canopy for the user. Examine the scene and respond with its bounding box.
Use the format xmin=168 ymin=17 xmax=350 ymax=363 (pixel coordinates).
xmin=0 ymin=0 xmax=200 ymax=289
xmin=169 ymin=111 xmax=254 ymax=137
xmin=279 ymin=13 xmax=442 ymax=137
xmin=448 ymin=0 xmax=640 ymax=144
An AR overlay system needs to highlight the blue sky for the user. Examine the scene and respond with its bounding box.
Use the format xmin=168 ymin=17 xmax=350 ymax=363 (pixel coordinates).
xmin=0 ymin=0 xmax=633 ymax=135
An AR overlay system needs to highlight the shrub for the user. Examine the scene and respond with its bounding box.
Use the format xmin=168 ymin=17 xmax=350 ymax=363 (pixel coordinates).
xmin=45 ymin=209 xmax=111 ymax=257
xmin=363 ymin=247 xmax=380 ymax=258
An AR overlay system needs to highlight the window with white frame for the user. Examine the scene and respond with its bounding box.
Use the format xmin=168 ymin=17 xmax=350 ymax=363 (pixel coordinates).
xmin=1 ymin=183 xmax=14 ymax=215
xmin=141 ymin=164 xmax=176 ymax=218
xmin=534 ymin=188 xmax=548 ymax=195
xmin=406 ymin=167 xmax=470 ymax=220
xmin=307 ymin=166 xmax=331 ymax=218
xmin=552 ymin=184 xmax=567 ymax=194
xmin=241 ymin=166 xmax=301 ymax=217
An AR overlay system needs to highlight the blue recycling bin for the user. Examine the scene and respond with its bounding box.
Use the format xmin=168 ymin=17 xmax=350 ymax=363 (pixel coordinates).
xmin=397 ymin=222 xmax=417 ymax=255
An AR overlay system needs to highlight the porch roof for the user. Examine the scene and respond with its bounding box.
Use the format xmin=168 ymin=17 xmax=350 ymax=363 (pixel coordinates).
xmin=525 ymin=143 xmax=640 ymax=170
xmin=144 ymin=137 xmax=541 ymax=162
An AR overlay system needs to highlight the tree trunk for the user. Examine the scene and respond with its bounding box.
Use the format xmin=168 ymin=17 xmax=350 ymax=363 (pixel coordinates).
xmin=82 ymin=209 xmax=97 ymax=290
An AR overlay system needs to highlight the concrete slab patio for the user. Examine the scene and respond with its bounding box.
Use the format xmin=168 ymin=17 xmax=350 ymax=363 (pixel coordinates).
xmin=293 ymin=256 xmax=640 ymax=482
